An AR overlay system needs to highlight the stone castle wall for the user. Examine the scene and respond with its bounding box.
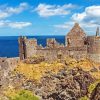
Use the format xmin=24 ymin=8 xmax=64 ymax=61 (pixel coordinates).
xmin=87 ymin=36 xmax=100 ymax=54
xmin=18 ymin=23 xmax=100 ymax=63
xmin=18 ymin=37 xmax=27 ymax=60
xmin=35 ymin=49 xmax=87 ymax=62
xmin=24 ymin=38 xmax=37 ymax=58
xmin=19 ymin=36 xmax=88 ymax=62
xmin=65 ymin=23 xmax=86 ymax=47
xmin=87 ymin=36 xmax=100 ymax=63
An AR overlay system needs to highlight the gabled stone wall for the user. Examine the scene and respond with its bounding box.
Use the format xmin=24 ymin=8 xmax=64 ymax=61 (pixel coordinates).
xmin=66 ymin=23 xmax=86 ymax=47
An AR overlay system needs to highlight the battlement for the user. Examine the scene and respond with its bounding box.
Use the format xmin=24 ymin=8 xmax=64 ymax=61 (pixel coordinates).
xmin=18 ymin=23 xmax=100 ymax=63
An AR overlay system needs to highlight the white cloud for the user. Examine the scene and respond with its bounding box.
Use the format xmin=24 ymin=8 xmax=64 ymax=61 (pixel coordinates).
xmin=0 ymin=3 xmax=31 ymax=29
xmin=34 ymin=3 xmax=76 ymax=17
xmin=72 ymin=12 xmax=86 ymax=22
xmin=72 ymin=5 xmax=100 ymax=25
xmin=55 ymin=21 xmax=99 ymax=29
xmin=0 ymin=2 xmax=29 ymax=19
xmin=8 ymin=22 xmax=32 ymax=29
xmin=54 ymin=21 xmax=99 ymax=35
xmin=70 ymin=5 xmax=100 ymax=35
xmin=0 ymin=20 xmax=32 ymax=29
xmin=54 ymin=22 xmax=74 ymax=29
xmin=86 ymin=6 xmax=100 ymax=17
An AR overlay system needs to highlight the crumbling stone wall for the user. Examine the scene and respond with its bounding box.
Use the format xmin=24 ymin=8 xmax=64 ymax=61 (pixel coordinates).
xmin=24 ymin=38 xmax=37 ymax=58
xmin=19 ymin=38 xmax=87 ymax=61
xmin=35 ymin=48 xmax=68 ymax=62
xmin=87 ymin=36 xmax=100 ymax=63
xmin=66 ymin=23 xmax=86 ymax=47
xmin=47 ymin=38 xmax=60 ymax=48
xmin=33 ymin=46 xmax=87 ymax=62
xmin=18 ymin=23 xmax=100 ymax=63
xmin=18 ymin=36 xmax=27 ymax=60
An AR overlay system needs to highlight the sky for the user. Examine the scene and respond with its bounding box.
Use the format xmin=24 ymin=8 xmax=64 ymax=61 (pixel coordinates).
xmin=0 ymin=0 xmax=99 ymax=36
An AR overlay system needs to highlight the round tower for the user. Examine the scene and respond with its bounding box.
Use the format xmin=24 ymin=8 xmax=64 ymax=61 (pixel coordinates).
xmin=87 ymin=27 xmax=100 ymax=63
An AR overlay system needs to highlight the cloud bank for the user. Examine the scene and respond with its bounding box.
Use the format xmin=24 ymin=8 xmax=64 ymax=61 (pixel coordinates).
xmin=34 ymin=3 xmax=76 ymax=17
xmin=0 ymin=2 xmax=32 ymax=29
xmin=0 ymin=2 xmax=29 ymax=19
xmin=54 ymin=5 xmax=100 ymax=35
xmin=0 ymin=20 xmax=32 ymax=29
xmin=72 ymin=5 xmax=100 ymax=25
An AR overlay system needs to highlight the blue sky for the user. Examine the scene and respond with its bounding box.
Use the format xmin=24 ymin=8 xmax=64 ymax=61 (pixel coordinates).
xmin=0 ymin=0 xmax=99 ymax=36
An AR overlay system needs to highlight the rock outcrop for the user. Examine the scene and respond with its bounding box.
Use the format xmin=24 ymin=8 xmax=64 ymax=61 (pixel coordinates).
xmin=19 ymin=67 xmax=95 ymax=100
xmin=90 ymin=82 xmax=100 ymax=100
xmin=24 ymin=56 xmax=45 ymax=64
xmin=0 ymin=59 xmax=100 ymax=100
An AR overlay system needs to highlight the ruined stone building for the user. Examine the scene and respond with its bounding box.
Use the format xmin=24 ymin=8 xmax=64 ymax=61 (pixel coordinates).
xmin=18 ymin=23 xmax=100 ymax=63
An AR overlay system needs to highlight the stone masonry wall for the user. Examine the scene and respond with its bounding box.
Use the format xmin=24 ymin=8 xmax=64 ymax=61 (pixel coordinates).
xmin=18 ymin=23 xmax=100 ymax=63
xmin=87 ymin=36 xmax=100 ymax=54
xmin=65 ymin=23 xmax=86 ymax=47
xmin=34 ymin=47 xmax=87 ymax=62
xmin=87 ymin=36 xmax=100 ymax=63
xmin=24 ymin=38 xmax=37 ymax=58
xmin=18 ymin=37 xmax=26 ymax=60
xmin=18 ymin=36 xmax=88 ymax=62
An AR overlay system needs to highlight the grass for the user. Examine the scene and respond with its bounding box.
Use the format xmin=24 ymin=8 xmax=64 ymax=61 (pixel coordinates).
xmin=14 ymin=61 xmax=64 ymax=81
xmin=2 ymin=57 xmax=100 ymax=100
xmin=5 ymin=89 xmax=39 ymax=100
xmin=79 ymin=96 xmax=89 ymax=100
xmin=88 ymin=80 xmax=100 ymax=94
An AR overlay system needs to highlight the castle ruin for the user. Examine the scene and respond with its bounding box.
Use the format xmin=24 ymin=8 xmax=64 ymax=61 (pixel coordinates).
xmin=18 ymin=23 xmax=100 ymax=63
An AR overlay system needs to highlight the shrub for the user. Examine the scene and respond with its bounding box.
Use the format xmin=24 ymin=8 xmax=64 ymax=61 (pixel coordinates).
xmin=8 ymin=90 xmax=39 ymax=100
xmin=79 ymin=96 xmax=89 ymax=100
xmin=88 ymin=80 xmax=100 ymax=94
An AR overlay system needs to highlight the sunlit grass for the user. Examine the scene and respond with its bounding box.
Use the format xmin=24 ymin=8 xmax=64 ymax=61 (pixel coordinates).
xmin=14 ymin=61 xmax=64 ymax=81
xmin=4 ymin=87 xmax=39 ymax=100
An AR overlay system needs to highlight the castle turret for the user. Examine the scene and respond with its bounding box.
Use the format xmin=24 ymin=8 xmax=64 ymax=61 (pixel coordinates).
xmin=96 ymin=27 xmax=99 ymax=36
xmin=18 ymin=36 xmax=38 ymax=59
xmin=25 ymin=38 xmax=37 ymax=58
xmin=66 ymin=23 xmax=86 ymax=47
xmin=87 ymin=27 xmax=100 ymax=63
xmin=18 ymin=36 xmax=27 ymax=60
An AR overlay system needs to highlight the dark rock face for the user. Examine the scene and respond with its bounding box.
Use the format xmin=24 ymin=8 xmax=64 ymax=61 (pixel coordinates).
xmin=90 ymin=67 xmax=98 ymax=72
xmin=0 ymin=58 xmax=19 ymax=89
xmin=90 ymin=83 xmax=100 ymax=100
xmin=30 ymin=68 xmax=94 ymax=100
xmin=39 ymin=76 xmax=80 ymax=100
xmin=1 ymin=63 xmax=97 ymax=100
xmin=73 ymin=68 xmax=94 ymax=96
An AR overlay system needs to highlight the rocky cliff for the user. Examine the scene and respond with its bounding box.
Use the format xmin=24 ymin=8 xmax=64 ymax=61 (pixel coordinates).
xmin=0 ymin=57 xmax=100 ymax=100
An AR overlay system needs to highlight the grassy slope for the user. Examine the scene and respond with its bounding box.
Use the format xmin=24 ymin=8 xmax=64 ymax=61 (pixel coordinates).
xmin=1 ymin=57 xmax=100 ymax=100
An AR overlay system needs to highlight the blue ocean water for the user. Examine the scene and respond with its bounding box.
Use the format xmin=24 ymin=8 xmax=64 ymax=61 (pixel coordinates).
xmin=0 ymin=36 xmax=65 ymax=57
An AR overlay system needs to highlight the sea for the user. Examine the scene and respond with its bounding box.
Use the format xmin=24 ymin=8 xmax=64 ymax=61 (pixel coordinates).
xmin=0 ymin=36 xmax=65 ymax=57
